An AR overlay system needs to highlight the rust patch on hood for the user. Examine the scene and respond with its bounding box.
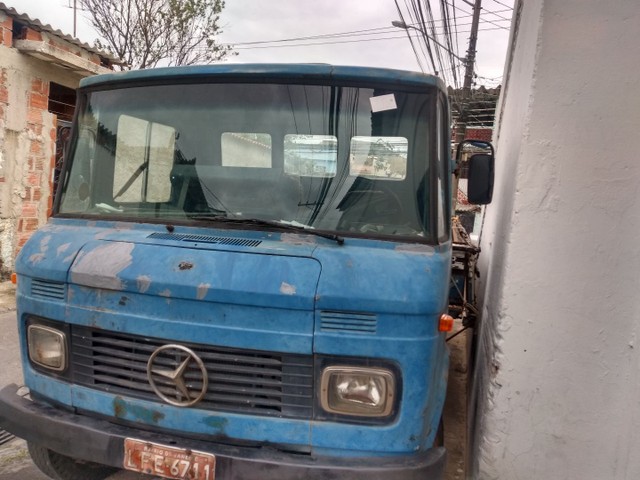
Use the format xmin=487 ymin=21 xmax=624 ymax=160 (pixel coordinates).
xmin=113 ymin=396 xmax=165 ymax=424
xmin=56 ymin=243 xmax=71 ymax=256
xmin=280 ymin=282 xmax=297 ymax=295
xmin=394 ymin=243 xmax=435 ymax=255
xmin=197 ymin=283 xmax=210 ymax=300
xmin=70 ymin=242 xmax=134 ymax=290
xmin=29 ymin=235 xmax=52 ymax=264
xmin=280 ymin=233 xmax=318 ymax=245
xmin=136 ymin=275 xmax=152 ymax=294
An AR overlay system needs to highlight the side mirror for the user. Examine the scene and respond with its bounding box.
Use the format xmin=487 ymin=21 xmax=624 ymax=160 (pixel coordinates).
xmin=467 ymin=153 xmax=494 ymax=205
xmin=455 ymin=139 xmax=495 ymax=205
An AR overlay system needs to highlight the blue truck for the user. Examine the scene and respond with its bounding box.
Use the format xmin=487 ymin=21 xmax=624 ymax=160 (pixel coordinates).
xmin=0 ymin=64 xmax=493 ymax=480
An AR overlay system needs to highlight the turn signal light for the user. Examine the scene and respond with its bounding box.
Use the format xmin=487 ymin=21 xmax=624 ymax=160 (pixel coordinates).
xmin=439 ymin=314 xmax=454 ymax=332
xmin=10 ymin=272 xmax=16 ymax=284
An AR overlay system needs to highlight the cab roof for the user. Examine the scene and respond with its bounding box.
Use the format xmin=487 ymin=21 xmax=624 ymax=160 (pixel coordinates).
xmin=79 ymin=63 xmax=445 ymax=92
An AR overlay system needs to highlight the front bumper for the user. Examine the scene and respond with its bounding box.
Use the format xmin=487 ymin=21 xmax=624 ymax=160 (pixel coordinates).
xmin=0 ymin=384 xmax=446 ymax=480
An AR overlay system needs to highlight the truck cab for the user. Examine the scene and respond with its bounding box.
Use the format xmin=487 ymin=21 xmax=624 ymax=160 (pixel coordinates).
xmin=0 ymin=64 xmax=490 ymax=480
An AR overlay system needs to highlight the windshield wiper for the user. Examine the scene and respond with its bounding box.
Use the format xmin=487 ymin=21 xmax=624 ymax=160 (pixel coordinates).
xmin=114 ymin=160 xmax=148 ymax=200
xmin=188 ymin=215 xmax=344 ymax=245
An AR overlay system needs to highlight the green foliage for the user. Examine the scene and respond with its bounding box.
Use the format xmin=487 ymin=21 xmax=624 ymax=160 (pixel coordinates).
xmin=81 ymin=0 xmax=235 ymax=69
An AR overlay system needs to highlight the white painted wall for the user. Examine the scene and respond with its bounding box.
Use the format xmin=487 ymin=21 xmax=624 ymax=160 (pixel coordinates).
xmin=474 ymin=0 xmax=640 ymax=478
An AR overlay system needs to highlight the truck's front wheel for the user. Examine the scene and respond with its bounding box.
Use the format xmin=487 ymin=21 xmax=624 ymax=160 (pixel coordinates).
xmin=28 ymin=442 xmax=117 ymax=480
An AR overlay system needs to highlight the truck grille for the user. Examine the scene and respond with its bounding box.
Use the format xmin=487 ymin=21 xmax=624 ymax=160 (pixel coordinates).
xmin=71 ymin=326 xmax=314 ymax=419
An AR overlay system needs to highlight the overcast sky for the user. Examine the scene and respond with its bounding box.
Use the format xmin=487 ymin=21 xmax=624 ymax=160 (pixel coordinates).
xmin=15 ymin=0 xmax=513 ymax=87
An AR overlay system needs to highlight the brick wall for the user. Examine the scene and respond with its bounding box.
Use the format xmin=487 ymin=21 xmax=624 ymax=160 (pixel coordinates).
xmin=19 ymin=25 xmax=102 ymax=67
xmin=0 ymin=10 xmax=111 ymax=275
xmin=0 ymin=16 xmax=11 ymax=47
xmin=465 ymin=128 xmax=493 ymax=142
xmin=16 ymin=77 xmax=55 ymax=254
xmin=20 ymin=26 xmax=42 ymax=42
xmin=0 ymin=68 xmax=7 ymax=187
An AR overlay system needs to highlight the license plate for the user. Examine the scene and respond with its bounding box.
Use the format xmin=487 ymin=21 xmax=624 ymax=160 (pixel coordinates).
xmin=124 ymin=438 xmax=216 ymax=480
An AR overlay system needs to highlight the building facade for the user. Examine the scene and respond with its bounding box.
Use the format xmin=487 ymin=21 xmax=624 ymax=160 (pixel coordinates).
xmin=474 ymin=0 xmax=640 ymax=478
xmin=0 ymin=3 xmax=116 ymax=276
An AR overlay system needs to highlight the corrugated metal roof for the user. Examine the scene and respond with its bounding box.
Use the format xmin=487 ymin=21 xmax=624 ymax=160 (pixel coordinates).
xmin=0 ymin=2 xmax=121 ymax=63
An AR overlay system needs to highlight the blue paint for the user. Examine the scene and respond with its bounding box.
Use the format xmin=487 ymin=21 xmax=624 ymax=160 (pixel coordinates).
xmin=113 ymin=396 xmax=165 ymax=424
xmin=70 ymin=385 xmax=311 ymax=445
xmin=13 ymin=65 xmax=456 ymax=469
xmin=16 ymin=219 xmax=450 ymax=453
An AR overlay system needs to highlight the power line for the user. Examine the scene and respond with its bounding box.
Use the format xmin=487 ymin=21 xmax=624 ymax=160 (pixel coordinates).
xmin=476 ymin=76 xmax=503 ymax=82
xmin=221 ymin=26 xmax=507 ymax=51
xmin=426 ymin=0 xmax=457 ymax=87
xmin=420 ymin=0 xmax=448 ymax=80
xmin=406 ymin=0 xmax=439 ymax=74
xmin=229 ymin=34 xmax=418 ymax=50
xmin=381 ymin=0 xmax=510 ymax=82
xmin=440 ymin=0 xmax=460 ymax=87
xmin=224 ymin=25 xmax=404 ymax=47
xmin=474 ymin=8 xmax=511 ymax=30
xmin=491 ymin=0 xmax=514 ymax=10
xmin=445 ymin=1 xmax=510 ymax=30
xmin=395 ymin=0 xmax=428 ymax=72
xmin=220 ymin=13 xmax=510 ymax=50
xmin=451 ymin=0 xmax=461 ymax=71
xmin=392 ymin=0 xmax=467 ymax=84
xmin=482 ymin=7 xmax=511 ymax=22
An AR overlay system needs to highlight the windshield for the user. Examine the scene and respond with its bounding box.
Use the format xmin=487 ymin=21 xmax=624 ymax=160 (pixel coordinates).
xmin=59 ymin=81 xmax=436 ymax=241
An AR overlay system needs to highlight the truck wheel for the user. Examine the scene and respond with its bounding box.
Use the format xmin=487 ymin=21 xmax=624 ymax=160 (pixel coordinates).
xmin=28 ymin=442 xmax=117 ymax=480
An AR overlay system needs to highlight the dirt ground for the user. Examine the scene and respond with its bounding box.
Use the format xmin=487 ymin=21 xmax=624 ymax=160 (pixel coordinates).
xmin=444 ymin=322 xmax=470 ymax=479
xmin=0 ymin=282 xmax=16 ymax=314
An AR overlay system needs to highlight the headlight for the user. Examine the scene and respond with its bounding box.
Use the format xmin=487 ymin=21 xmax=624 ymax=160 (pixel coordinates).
xmin=27 ymin=325 xmax=67 ymax=371
xmin=320 ymin=366 xmax=395 ymax=417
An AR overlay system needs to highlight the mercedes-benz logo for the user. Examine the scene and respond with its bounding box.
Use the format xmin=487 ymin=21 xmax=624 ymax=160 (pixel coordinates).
xmin=146 ymin=344 xmax=208 ymax=407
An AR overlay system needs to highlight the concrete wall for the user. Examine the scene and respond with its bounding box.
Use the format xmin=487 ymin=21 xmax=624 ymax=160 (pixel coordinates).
xmin=473 ymin=0 xmax=640 ymax=478
xmin=0 ymin=12 xmax=88 ymax=275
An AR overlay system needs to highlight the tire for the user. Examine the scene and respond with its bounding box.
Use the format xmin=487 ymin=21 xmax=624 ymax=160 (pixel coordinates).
xmin=28 ymin=442 xmax=117 ymax=480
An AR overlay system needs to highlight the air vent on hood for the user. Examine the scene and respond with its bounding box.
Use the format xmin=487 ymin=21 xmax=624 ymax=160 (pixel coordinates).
xmin=31 ymin=279 xmax=65 ymax=300
xmin=320 ymin=311 xmax=377 ymax=334
xmin=148 ymin=232 xmax=262 ymax=248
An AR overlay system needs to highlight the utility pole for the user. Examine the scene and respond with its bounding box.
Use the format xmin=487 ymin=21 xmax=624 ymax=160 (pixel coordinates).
xmin=455 ymin=0 xmax=483 ymax=145
xmin=73 ymin=0 xmax=77 ymax=37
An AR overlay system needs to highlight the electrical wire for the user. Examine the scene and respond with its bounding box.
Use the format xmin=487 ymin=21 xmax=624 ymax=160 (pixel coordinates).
xmin=491 ymin=0 xmax=514 ymax=10
xmin=482 ymin=7 xmax=511 ymax=22
xmin=217 ymin=14 xmax=510 ymax=51
xmin=440 ymin=0 xmax=460 ymax=87
xmin=224 ymin=25 xmax=507 ymax=52
xmin=224 ymin=25 xmax=409 ymax=47
xmin=445 ymin=1 xmax=511 ymax=30
xmin=228 ymin=33 xmax=421 ymax=50
xmin=451 ymin=0 xmax=461 ymax=74
xmin=406 ymin=0 xmax=438 ymax=73
xmin=394 ymin=0 xmax=428 ymax=72
xmin=423 ymin=0 xmax=451 ymax=85
xmin=390 ymin=0 xmax=510 ymax=83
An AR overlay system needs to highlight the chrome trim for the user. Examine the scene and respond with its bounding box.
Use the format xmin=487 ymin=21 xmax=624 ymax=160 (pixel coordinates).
xmin=146 ymin=344 xmax=209 ymax=407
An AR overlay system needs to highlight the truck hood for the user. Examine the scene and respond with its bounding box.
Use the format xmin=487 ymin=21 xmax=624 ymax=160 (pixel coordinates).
xmin=16 ymin=222 xmax=322 ymax=353
xmin=68 ymin=239 xmax=320 ymax=311
xmin=16 ymin=220 xmax=449 ymax=355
